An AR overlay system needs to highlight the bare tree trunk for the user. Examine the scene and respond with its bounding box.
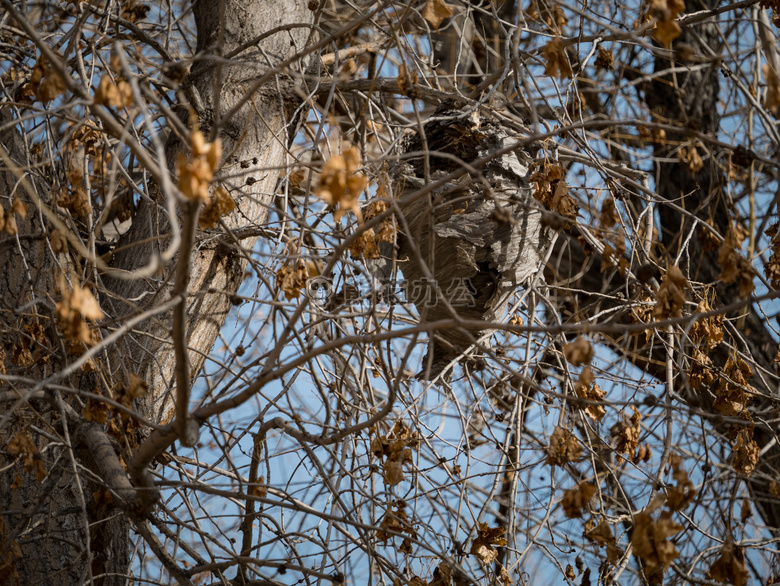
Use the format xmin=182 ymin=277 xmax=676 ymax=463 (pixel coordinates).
xmin=0 ymin=1 xmax=311 ymax=583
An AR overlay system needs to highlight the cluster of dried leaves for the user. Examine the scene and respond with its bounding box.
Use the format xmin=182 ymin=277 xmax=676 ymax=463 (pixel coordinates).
xmin=627 ymin=455 xmax=695 ymax=577
xmin=647 ymin=0 xmax=686 ymax=45
xmin=653 ymin=264 xmax=687 ymax=319
xmin=764 ymin=221 xmax=780 ymax=288
xmin=17 ymin=57 xmax=67 ymax=104
xmin=597 ymin=197 xmax=630 ymax=275
xmin=83 ymin=372 xmax=147 ymax=446
xmin=0 ymin=196 xmax=27 ymax=236
xmin=348 ymin=193 xmax=395 ymax=259
xmin=370 ymin=420 xmax=419 ymax=486
xmin=530 ymin=161 xmax=578 ymax=221
xmin=315 ymin=146 xmax=368 ymax=221
xmin=564 ymin=336 xmax=607 ymax=421
xmin=611 ymin=406 xmax=642 ymax=457
xmin=55 ymin=277 xmax=104 ymax=351
xmin=176 ymin=123 xmax=223 ymax=204
xmin=546 ymin=425 xmax=582 ymax=466
xmin=275 ymin=239 xmax=320 ymax=301
xmin=94 ymin=54 xmax=133 ymax=110
xmin=7 ymin=431 xmax=47 ymax=486
xmin=718 ymin=226 xmax=756 ymax=298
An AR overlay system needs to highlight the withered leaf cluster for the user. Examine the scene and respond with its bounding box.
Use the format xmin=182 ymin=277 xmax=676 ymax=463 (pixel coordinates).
xmin=530 ymin=162 xmax=578 ymax=220
xmin=648 ymin=0 xmax=686 ymax=45
xmin=7 ymin=431 xmax=47 ymax=484
xmin=610 ymin=406 xmax=641 ymax=456
xmin=421 ymin=0 xmax=453 ymax=30
xmin=316 ymin=146 xmax=367 ymax=221
xmin=707 ymin=537 xmax=748 ymax=586
xmin=470 ymin=522 xmax=507 ymax=565
xmin=631 ymin=510 xmax=683 ymax=577
xmin=718 ymin=228 xmax=756 ymax=298
xmin=667 ymin=454 xmax=696 ymax=511
xmin=653 ymin=264 xmax=687 ymax=320
xmin=732 ymin=428 xmax=759 ymax=476
xmin=574 ymin=366 xmax=607 ymax=422
xmin=176 ymin=125 xmax=222 ymax=203
xmin=689 ymin=297 xmax=724 ymax=351
xmin=543 ymin=38 xmax=572 ymax=80
xmin=55 ymin=278 xmax=104 ymax=349
xmin=348 ymin=197 xmax=394 ymax=259
xmin=714 ymin=356 xmax=755 ymax=418
xmin=376 ymin=500 xmax=416 ymax=546
xmin=562 ymin=481 xmax=597 ymax=518
xmin=585 ymin=521 xmax=624 ymax=564
xmin=370 ymin=420 xmax=419 ymax=486
xmin=546 ymin=426 xmax=582 ymax=466
xmin=0 ymin=196 xmax=27 ymax=236
xmin=199 ymin=186 xmax=236 ymax=229
xmin=564 ymin=336 xmax=593 ymax=367
xmin=764 ymin=222 xmax=780 ymax=288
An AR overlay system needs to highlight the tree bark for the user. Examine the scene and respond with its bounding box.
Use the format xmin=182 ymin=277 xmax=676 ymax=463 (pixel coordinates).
xmin=0 ymin=1 xmax=312 ymax=583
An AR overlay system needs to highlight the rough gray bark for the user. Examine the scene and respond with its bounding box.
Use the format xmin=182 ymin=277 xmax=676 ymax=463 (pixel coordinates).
xmin=0 ymin=1 xmax=312 ymax=583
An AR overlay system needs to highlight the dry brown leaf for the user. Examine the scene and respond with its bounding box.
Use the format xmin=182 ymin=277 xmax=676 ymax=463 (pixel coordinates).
xmin=714 ymin=356 xmax=754 ymax=417
xmin=543 ymin=37 xmax=572 ymax=79
xmin=276 ymin=260 xmax=309 ymax=301
xmin=611 ymin=406 xmax=641 ymax=456
xmin=82 ymin=398 xmax=109 ymax=424
xmin=718 ymin=229 xmax=756 ymax=298
xmin=36 ymin=62 xmax=67 ymax=103
xmin=649 ymin=0 xmax=685 ymax=45
xmin=740 ymin=499 xmax=752 ymax=523
xmin=633 ymin=443 xmax=653 ymax=464
xmin=3 ymin=212 xmax=16 ymax=236
xmin=653 ymin=263 xmax=687 ymax=319
xmin=316 ymin=146 xmax=366 ymax=221
xmin=199 ymin=186 xmax=235 ymax=229
xmin=732 ymin=428 xmax=759 ymax=475
xmin=55 ymin=279 xmax=104 ymax=347
xmin=631 ymin=510 xmax=682 ymax=577
xmin=431 ymin=561 xmax=453 ymax=585
xmin=7 ymin=431 xmax=47 ymax=482
xmin=10 ymin=196 xmax=27 ymax=219
xmin=574 ymin=366 xmax=607 ymax=421
xmin=561 ymin=482 xmax=597 ymax=518
xmin=689 ymin=297 xmax=723 ymax=351
xmin=564 ymin=336 xmax=593 ymax=366
xmin=94 ymin=75 xmax=133 ymax=108
xmin=765 ymin=222 xmax=780 ymax=289
xmin=496 ymin=562 xmax=511 ymax=586
xmin=370 ymin=421 xmax=418 ymax=486
xmin=376 ymin=501 xmax=417 ymax=544
xmin=585 ymin=521 xmax=624 ymax=564
xmin=707 ymin=536 xmax=748 ymax=586
xmin=470 ymin=522 xmax=507 ymax=565
xmin=594 ymin=46 xmax=614 ymax=70
xmin=530 ymin=162 xmax=578 ymax=221
xmin=365 ymin=198 xmax=394 ymax=242
xmin=177 ymin=126 xmax=221 ymax=203
xmin=348 ymin=228 xmax=380 ymax=259
xmin=689 ymin=350 xmax=716 ymax=390
xmin=57 ymin=186 xmax=92 ymax=219
xmin=667 ymin=454 xmax=696 ymax=511
xmin=546 ymin=426 xmax=582 ymax=466
xmin=422 ymin=0 xmax=453 ymax=30
xmin=600 ymin=197 xmax=618 ymax=228
xmin=764 ymin=64 xmax=780 ymax=118
xmin=250 ymin=478 xmax=268 ymax=498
